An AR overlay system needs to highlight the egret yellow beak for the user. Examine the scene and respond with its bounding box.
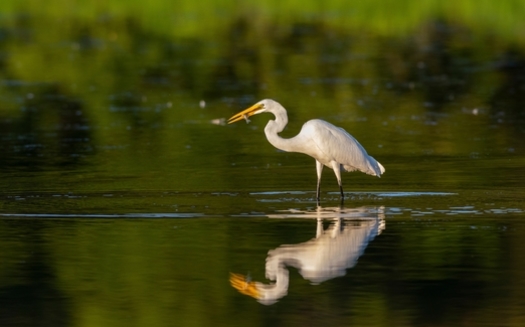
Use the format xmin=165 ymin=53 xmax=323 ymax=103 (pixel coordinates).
xmin=227 ymin=103 xmax=264 ymax=124
xmin=229 ymin=273 xmax=261 ymax=299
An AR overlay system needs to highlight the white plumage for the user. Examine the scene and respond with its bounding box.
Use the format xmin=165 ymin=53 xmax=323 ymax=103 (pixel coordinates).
xmin=228 ymin=99 xmax=384 ymax=201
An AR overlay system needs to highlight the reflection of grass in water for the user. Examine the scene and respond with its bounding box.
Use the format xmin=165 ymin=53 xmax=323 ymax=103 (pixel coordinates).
xmin=1 ymin=0 xmax=524 ymax=42
xmin=0 ymin=0 xmax=524 ymax=195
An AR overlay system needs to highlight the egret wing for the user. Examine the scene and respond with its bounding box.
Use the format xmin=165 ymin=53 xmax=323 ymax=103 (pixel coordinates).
xmin=305 ymin=120 xmax=384 ymax=176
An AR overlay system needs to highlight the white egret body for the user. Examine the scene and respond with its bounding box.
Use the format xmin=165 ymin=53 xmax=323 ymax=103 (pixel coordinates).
xmin=228 ymin=99 xmax=384 ymax=201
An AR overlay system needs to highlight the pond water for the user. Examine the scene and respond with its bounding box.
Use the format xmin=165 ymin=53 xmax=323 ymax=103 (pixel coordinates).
xmin=1 ymin=6 xmax=525 ymax=327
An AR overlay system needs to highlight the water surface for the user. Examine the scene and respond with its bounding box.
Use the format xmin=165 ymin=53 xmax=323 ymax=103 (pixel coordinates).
xmin=1 ymin=5 xmax=525 ymax=327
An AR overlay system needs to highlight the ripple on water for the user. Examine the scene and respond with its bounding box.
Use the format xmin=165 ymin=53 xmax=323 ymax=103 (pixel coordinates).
xmin=251 ymin=191 xmax=457 ymax=197
xmin=0 ymin=213 xmax=203 ymax=219
xmin=385 ymin=206 xmax=523 ymax=217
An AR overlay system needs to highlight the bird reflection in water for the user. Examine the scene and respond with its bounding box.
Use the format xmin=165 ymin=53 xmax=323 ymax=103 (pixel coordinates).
xmin=230 ymin=206 xmax=385 ymax=305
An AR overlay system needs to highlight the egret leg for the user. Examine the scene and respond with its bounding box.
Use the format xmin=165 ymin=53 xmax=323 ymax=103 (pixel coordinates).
xmin=316 ymin=160 xmax=323 ymax=202
xmin=331 ymin=161 xmax=344 ymax=200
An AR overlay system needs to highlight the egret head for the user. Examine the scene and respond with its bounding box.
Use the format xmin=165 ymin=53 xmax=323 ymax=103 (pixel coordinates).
xmin=227 ymin=99 xmax=275 ymax=124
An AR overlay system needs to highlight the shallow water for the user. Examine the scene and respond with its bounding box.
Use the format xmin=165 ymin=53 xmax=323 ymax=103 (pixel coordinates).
xmin=1 ymin=188 xmax=524 ymax=326
xmin=1 ymin=7 xmax=525 ymax=327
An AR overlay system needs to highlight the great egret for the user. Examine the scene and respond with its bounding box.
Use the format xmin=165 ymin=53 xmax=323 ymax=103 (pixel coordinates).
xmin=228 ymin=99 xmax=385 ymax=202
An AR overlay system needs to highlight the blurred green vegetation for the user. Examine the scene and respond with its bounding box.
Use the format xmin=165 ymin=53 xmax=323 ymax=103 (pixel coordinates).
xmin=0 ymin=3 xmax=525 ymax=326
xmin=1 ymin=0 xmax=525 ymax=194
xmin=1 ymin=0 xmax=525 ymax=42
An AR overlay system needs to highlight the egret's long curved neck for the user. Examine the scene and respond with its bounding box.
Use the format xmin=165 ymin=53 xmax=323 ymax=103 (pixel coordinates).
xmin=264 ymin=107 xmax=299 ymax=152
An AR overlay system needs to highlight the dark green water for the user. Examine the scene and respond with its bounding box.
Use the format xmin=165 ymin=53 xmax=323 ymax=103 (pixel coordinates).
xmin=1 ymin=6 xmax=525 ymax=327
